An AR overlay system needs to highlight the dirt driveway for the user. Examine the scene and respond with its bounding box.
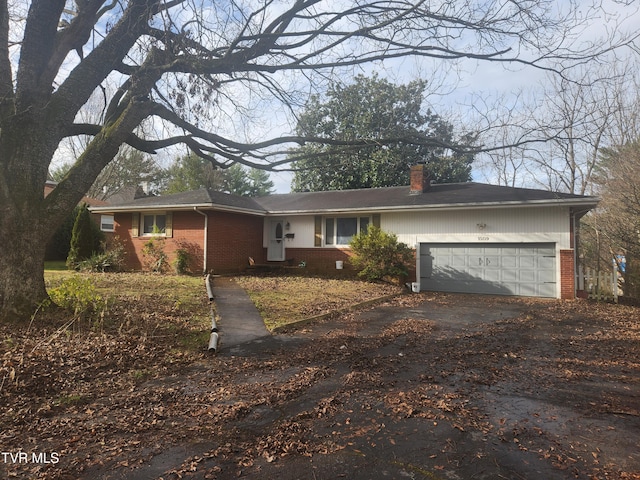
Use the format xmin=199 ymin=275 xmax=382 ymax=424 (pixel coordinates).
xmin=10 ymin=293 xmax=639 ymax=480
xmin=208 ymin=294 xmax=638 ymax=480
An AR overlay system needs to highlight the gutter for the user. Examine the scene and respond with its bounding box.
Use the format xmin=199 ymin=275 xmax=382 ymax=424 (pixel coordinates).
xmin=194 ymin=207 xmax=209 ymax=275
xmin=262 ymin=197 xmax=601 ymax=216
xmin=89 ymin=202 xmax=266 ymax=216
xmin=90 ymin=196 xmax=599 ymax=217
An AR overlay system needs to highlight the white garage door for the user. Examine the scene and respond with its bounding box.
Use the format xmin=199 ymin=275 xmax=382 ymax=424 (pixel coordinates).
xmin=419 ymin=243 xmax=557 ymax=297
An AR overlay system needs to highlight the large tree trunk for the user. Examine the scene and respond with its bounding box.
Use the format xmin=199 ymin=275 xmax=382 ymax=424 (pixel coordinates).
xmin=0 ymin=164 xmax=52 ymax=321
xmin=0 ymin=220 xmax=49 ymax=321
xmin=0 ymin=120 xmax=62 ymax=322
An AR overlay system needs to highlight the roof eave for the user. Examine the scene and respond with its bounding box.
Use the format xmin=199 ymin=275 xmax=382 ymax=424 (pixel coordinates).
xmin=89 ymin=203 xmax=267 ymax=216
xmin=264 ymin=197 xmax=600 ymax=215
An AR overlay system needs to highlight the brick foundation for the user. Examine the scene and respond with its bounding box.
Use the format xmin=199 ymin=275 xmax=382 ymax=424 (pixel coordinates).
xmin=280 ymin=247 xmax=354 ymax=274
xmin=283 ymin=247 xmax=417 ymax=281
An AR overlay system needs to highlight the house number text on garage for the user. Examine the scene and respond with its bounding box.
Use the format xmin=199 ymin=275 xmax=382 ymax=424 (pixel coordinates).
xmin=478 ymin=236 xmax=489 ymax=241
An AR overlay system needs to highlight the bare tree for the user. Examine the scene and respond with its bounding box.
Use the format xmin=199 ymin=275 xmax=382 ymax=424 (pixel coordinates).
xmin=53 ymin=87 xmax=166 ymax=200
xmin=472 ymin=91 xmax=533 ymax=187
xmin=0 ymin=0 xmax=637 ymax=319
xmin=475 ymin=58 xmax=640 ymax=195
xmin=526 ymin=65 xmax=640 ymax=195
xmin=588 ymin=142 xmax=640 ymax=297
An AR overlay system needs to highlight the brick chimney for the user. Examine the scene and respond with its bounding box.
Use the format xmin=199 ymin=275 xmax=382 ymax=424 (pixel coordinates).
xmin=410 ymin=164 xmax=432 ymax=194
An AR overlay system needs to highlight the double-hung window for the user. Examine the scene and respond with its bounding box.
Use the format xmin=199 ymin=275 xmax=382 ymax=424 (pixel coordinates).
xmin=142 ymin=213 xmax=167 ymax=235
xmin=100 ymin=215 xmax=115 ymax=232
xmin=325 ymin=216 xmax=370 ymax=245
xmin=132 ymin=212 xmax=172 ymax=238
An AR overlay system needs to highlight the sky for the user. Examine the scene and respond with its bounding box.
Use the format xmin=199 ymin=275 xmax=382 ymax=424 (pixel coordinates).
xmin=45 ymin=0 xmax=640 ymax=195
xmin=257 ymin=1 xmax=640 ymax=193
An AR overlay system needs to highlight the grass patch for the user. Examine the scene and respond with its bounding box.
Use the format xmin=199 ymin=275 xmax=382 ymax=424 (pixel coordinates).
xmin=44 ymin=262 xmax=74 ymax=284
xmin=44 ymin=260 xmax=68 ymax=271
xmin=0 ymin=272 xmax=212 ymax=438
xmin=129 ymin=369 xmax=154 ymax=383
xmin=234 ymin=275 xmax=403 ymax=330
xmin=44 ymin=272 xmax=205 ymax=311
xmin=39 ymin=271 xmax=210 ymax=351
xmin=53 ymin=394 xmax=89 ymax=407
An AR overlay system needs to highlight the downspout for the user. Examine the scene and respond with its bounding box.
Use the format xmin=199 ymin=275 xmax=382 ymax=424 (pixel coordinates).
xmin=194 ymin=207 xmax=209 ymax=275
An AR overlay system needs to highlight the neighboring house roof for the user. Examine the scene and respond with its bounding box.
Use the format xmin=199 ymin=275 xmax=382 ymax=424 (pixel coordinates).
xmin=91 ymin=182 xmax=598 ymax=215
xmin=44 ymin=180 xmax=109 ymax=207
xmin=103 ymin=185 xmax=152 ymax=205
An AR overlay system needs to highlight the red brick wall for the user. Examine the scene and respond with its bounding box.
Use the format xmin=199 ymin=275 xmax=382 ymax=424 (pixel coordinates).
xmin=171 ymin=211 xmax=206 ymax=272
xmin=283 ymin=247 xmax=417 ymax=281
xmin=113 ymin=210 xmax=419 ymax=278
xmin=282 ymin=247 xmax=354 ymax=273
xmin=114 ymin=211 xmax=205 ymax=272
xmin=560 ymin=249 xmax=575 ymax=299
xmin=114 ymin=213 xmax=142 ymax=270
xmin=206 ymin=211 xmax=265 ymax=273
xmin=114 ymin=210 xmax=265 ymax=274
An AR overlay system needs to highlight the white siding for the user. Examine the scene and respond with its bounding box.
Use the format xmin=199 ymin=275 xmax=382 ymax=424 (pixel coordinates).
xmin=262 ymin=207 xmax=573 ymax=299
xmin=263 ymin=215 xmax=316 ymax=248
xmin=265 ymin=207 xmax=572 ymax=253
xmin=381 ymin=206 xmax=571 ymax=249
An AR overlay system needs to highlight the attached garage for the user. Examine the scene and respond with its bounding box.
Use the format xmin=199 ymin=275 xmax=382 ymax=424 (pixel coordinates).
xmin=419 ymin=243 xmax=557 ymax=298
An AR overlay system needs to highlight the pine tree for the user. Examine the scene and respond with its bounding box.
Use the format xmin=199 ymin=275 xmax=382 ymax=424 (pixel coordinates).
xmin=66 ymin=205 xmax=97 ymax=268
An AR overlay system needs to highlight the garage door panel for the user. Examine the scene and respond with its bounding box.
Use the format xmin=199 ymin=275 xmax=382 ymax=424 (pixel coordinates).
xmin=502 ymin=269 xmax=518 ymax=282
xmin=419 ymin=243 xmax=556 ymax=298
xmin=486 ymin=256 xmax=502 ymax=268
xmin=502 ymin=255 xmax=518 ymax=268
xmin=518 ymin=269 xmax=537 ymax=282
xmin=483 ymin=268 xmax=502 ymax=282
xmin=539 ymin=256 xmax=555 ymax=269
xmin=538 ymin=283 xmax=556 ymax=297
xmin=450 ymin=253 xmax=467 ymax=267
xmin=520 ymin=256 xmax=536 ymax=268
xmin=519 ymin=283 xmax=538 ymax=297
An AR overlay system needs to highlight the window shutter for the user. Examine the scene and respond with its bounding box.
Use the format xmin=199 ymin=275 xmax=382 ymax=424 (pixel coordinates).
xmin=165 ymin=212 xmax=173 ymax=237
xmin=372 ymin=214 xmax=381 ymax=228
xmin=132 ymin=213 xmax=139 ymax=237
xmin=314 ymin=215 xmax=322 ymax=247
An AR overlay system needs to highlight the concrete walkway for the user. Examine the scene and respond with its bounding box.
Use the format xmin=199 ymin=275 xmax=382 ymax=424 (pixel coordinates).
xmin=210 ymin=277 xmax=271 ymax=353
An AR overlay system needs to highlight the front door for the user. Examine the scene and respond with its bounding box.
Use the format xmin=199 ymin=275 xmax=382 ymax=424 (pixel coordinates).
xmin=267 ymin=219 xmax=285 ymax=261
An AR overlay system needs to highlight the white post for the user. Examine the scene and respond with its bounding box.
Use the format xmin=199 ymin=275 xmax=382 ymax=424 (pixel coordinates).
xmin=577 ymin=264 xmax=585 ymax=291
xmin=613 ymin=262 xmax=619 ymax=303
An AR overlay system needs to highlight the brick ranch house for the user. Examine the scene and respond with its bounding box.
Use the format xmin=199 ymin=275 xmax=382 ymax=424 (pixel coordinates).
xmin=90 ymin=165 xmax=598 ymax=299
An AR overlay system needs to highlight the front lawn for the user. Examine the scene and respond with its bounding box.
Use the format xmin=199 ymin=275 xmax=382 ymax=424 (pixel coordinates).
xmin=234 ymin=274 xmax=404 ymax=330
xmin=1 ymin=272 xmax=638 ymax=479
xmin=45 ymin=271 xmax=210 ymax=343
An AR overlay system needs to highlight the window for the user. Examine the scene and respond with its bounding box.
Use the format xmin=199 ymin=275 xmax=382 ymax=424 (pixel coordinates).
xmin=100 ymin=215 xmax=115 ymax=232
xmin=142 ymin=213 xmax=166 ymax=235
xmin=325 ymin=216 xmax=370 ymax=245
xmin=132 ymin=212 xmax=172 ymax=238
